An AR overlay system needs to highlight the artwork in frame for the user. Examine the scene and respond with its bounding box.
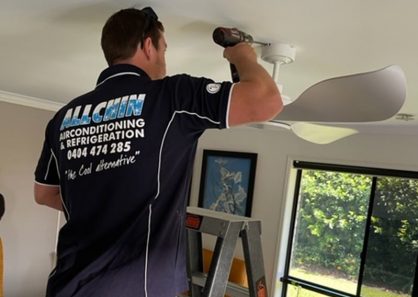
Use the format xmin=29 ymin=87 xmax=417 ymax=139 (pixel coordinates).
xmin=198 ymin=149 xmax=257 ymax=217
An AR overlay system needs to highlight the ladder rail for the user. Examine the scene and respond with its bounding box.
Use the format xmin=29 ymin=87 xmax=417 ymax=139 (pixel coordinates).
xmin=203 ymin=221 xmax=243 ymax=297
xmin=241 ymin=222 xmax=268 ymax=297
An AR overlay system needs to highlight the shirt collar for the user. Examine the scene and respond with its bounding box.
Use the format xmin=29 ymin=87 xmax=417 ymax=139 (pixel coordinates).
xmin=96 ymin=64 xmax=150 ymax=87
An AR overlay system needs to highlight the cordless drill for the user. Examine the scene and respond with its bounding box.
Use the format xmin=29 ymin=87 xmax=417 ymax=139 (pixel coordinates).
xmin=212 ymin=27 xmax=257 ymax=47
xmin=212 ymin=27 xmax=267 ymax=82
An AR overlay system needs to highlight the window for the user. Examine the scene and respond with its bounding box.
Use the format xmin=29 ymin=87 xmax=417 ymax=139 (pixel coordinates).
xmin=280 ymin=161 xmax=418 ymax=297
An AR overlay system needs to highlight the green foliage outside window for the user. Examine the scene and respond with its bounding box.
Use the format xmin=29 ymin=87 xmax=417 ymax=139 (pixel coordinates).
xmin=290 ymin=170 xmax=418 ymax=293
xmin=292 ymin=171 xmax=370 ymax=277
xmin=364 ymin=177 xmax=418 ymax=293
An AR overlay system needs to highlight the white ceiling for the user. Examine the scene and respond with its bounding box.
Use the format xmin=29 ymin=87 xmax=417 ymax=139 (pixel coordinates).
xmin=1 ymin=0 xmax=417 ymax=135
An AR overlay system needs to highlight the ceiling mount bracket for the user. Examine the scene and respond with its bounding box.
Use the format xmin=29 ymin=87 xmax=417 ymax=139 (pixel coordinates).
xmin=261 ymin=42 xmax=296 ymax=82
xmin=261 ymin=42 xmax=296 ymax=64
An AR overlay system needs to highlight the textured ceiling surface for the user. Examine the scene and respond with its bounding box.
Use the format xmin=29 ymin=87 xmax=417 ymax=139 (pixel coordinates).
xmin=1 ymin=0 xmax=417 ymax=134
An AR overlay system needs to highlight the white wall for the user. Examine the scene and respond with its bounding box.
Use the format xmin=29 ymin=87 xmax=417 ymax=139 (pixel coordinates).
xmin=190 ymin=127 xmax=418 ymax=296
xmin=0 ymin=102 xmax=57 ymax=297
xmin=2 ymin=101 xmax=418 ymax=296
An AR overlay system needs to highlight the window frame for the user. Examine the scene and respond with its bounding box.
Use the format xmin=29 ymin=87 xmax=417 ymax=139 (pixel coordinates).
xmin=280 ymin=160 xmax=418 ymax=297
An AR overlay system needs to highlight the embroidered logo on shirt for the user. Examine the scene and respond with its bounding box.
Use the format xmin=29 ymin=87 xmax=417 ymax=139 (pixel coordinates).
xmin=206 ymin=83 xmax=221 ymax=94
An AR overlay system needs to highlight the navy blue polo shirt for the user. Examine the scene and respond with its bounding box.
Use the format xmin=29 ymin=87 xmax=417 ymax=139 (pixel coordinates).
xmin=35 ymin=64 xmax=233 ymax=297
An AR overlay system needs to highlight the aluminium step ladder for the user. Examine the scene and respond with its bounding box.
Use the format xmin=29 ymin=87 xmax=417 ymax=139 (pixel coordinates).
xmin=185 ymin=206 xmax=268 ymax=297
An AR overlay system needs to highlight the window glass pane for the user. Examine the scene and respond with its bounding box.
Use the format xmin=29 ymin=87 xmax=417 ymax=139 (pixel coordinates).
xmin=361 ymin=177 xmax=418 ymax=297
xmin=288 ymin=170 xmax=372 ymax=295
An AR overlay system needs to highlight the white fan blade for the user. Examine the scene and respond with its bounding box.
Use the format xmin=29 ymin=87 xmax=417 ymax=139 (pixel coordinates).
xmin=291 ymin=122 xmax=358 ymax=144
xmin=256 ymin=121 xmax=358 ymax=144
xmin=274 ymin=65 xmax=407 ymax=122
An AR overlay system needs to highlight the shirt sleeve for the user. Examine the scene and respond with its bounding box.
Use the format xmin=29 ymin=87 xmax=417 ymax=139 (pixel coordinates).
xmin=168 ymin=75 xmax=234 ymax=130
xmin=34 ymin=132 xmax=60 ymax=186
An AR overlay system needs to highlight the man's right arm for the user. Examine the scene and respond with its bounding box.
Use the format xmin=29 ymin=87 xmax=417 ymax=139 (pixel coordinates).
xmin=223 ymin=43 xmax=283 ymax=127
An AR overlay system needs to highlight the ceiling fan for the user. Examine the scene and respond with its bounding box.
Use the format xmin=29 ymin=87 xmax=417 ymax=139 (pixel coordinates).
xmin=258 ymin=43 xmax=406 ymax=143
xmin=213 ymin=28 xmax=407 ymax=144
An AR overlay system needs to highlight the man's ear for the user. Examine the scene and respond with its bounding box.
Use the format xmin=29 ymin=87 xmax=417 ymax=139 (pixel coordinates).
xmin=142 ymin=37 xmax=154 ymax=61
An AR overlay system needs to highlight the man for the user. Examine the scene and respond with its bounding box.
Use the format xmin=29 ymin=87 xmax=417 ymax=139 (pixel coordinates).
xmin=34 ymin=7 xmax=282 ymax=297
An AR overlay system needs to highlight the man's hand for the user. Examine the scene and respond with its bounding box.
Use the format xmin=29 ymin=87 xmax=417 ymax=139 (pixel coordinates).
xmin=223 ymin=42 xmax=257 ymax=66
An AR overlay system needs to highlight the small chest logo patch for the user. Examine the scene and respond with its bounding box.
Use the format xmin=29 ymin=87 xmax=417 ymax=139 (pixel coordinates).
xmin=206 ymin=83 xmax=221 ymax=94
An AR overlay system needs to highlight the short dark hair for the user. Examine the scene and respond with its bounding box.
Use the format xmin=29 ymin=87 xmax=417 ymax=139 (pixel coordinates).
xmin=101 ymin=7 xmax=164 ymax=65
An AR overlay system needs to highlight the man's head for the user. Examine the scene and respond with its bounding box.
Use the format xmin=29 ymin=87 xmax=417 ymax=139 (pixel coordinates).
xmin=101 ymin=7 xmax=166 ymax=79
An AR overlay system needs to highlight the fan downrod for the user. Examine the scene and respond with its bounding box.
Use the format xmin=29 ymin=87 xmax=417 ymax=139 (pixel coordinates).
xmin=261 ymin=42 xmax=296 ymax=82
xmin=261 ymin=42 xmax=296 ymax=104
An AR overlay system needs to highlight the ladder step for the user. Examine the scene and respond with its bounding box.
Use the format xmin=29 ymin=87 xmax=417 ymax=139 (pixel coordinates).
xmin=191 ymin=272 xmax=249 ymax=297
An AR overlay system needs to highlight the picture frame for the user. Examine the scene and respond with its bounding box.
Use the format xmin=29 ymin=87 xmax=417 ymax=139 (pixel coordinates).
xmin=198 ymin=149 xmax=257 ymax=217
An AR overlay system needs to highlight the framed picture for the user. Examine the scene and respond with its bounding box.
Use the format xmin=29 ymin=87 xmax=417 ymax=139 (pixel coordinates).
xmin=198 ymin=149 xmax=257 ymax=217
